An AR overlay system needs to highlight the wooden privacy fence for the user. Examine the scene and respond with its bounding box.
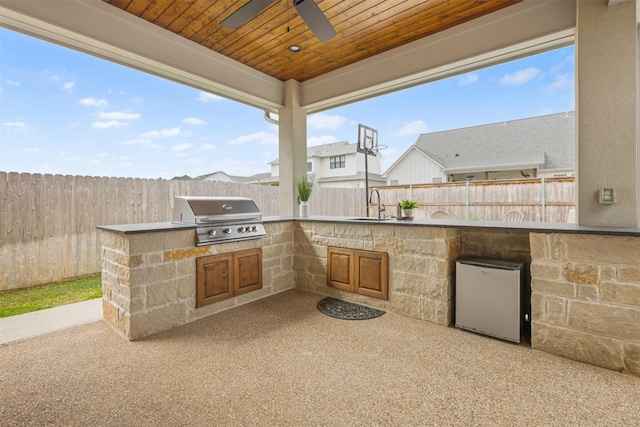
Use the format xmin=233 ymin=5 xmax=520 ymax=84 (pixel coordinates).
xmin=376 ymin=177 xmax=575 ymax=222
xmin=0 ymin=172 xmax=574 ymax=290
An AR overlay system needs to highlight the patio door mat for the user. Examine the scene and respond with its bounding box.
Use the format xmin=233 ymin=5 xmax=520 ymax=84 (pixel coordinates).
xmin=317 ymin=297 xmax=385 ymax=320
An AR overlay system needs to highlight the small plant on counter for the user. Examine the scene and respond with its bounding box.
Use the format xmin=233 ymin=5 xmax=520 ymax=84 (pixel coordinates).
xmin=297 ymin=176 xmax=313 ymax=203
xmin=400 ymin=199 xmax=419 ymax=209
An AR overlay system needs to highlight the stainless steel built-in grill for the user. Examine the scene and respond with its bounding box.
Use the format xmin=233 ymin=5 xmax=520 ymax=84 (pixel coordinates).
xmin=171 ymin=196 xmax=266 ymax=246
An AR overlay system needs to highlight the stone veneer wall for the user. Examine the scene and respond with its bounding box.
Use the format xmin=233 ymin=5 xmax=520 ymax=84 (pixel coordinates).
xmin=530 ymin=233 xmax=640 ymax=376
xmin=292 ymin=221 xmax=463 ymax=325
xmin=458 ymin=229 xmax=532 ymax=264
xmin=100 ymin=222 xmax=294 ymax=340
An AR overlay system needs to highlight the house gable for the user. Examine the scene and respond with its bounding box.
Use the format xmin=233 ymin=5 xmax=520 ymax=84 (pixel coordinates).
xmin=384 ymin=146 xmax=446 ymax=185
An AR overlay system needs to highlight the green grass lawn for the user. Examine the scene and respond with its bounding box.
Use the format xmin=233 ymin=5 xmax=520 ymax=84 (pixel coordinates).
xmin=0 ymin=276 xmax=102 ymax=318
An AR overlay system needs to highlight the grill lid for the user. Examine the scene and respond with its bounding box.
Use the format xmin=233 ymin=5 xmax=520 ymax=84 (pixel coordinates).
xmin=172 ymin=196 xmax=262 ymax=224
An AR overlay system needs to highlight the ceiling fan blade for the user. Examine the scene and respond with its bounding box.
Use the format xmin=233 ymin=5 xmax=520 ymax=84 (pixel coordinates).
xmin=294 ymin=0 xmax=336 ymax=42
xmin=221 ymin=0 xmax=275 ymax=29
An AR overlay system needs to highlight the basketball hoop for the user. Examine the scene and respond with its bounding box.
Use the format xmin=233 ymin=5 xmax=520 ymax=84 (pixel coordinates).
xmin=371 ymin=144 xmax=388 ymax=156
xmin=357 ymin=124 xmax=378 ymax=154
xmin=358 ymin=124 xmax=383 ymax=217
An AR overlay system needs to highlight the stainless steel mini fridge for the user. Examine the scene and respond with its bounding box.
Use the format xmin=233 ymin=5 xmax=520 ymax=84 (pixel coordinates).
xmin=455 ymin=258 xmax=524 ymax=343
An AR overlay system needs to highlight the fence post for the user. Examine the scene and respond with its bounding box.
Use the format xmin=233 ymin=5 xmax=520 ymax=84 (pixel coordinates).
xmin=466 ymin=181 xmax=470 ymax=219
xmin=541 ymin=177 xmax=546 ymax=223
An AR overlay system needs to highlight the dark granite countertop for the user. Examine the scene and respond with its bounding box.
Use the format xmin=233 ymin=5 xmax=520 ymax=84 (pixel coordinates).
xmin=97 ymin=216 xmax=640 ymax=237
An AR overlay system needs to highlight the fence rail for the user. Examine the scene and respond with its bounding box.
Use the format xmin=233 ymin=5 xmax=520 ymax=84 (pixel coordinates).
xmin=0 ymin=172 xmax=574 ymax=290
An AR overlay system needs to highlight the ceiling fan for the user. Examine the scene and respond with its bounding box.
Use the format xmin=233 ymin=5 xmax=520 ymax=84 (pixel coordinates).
xmin=221 ymin=0 xmax=336 ymax=42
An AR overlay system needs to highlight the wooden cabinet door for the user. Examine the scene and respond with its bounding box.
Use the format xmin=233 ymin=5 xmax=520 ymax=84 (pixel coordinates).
xmin=196 ymin=253 xmax=234 ymax=307
xmin=235 ymin=248 xmax=262 ymax=296
xmin=327 ymin=247 xmax=354 ymax=292
xmin=354 ymin=250 xmax=388 ymax=300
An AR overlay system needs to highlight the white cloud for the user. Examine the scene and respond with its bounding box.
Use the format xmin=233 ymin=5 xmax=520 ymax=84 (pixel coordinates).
xmin=98 ymin=111 xmax=141 ymax=120
xmin=139 ymin=127 xmax=185 ymax=139
xmin=308 ymin=135 xmax=339 ymax=146
xmin=2 ymin=120 xmax=31 ymax=134
xmin=201 ymin=143 xmax=216 ymax=150
xmin=61 ymin=154 xmax=82 ymax=162
xmin=62 ymin=81 xmax=75 ymax=91
xmin=79 ymin=97 xmax=109 ymax=108
xmin=183 ymin=117 xmax=208 ymax=125
xmin=171 ymin=143 xmax=192 ymax=151
xmin=198 ymin=92 xmax=222 ymax=102
xmin=499 ymin=67 xmax=540 ymax=86
xmin=308 ymin=112 xmax=346 ymax=131
xmin=544 ymin=73 xmax=572 ymax=95
xmin=228 ymin=131 xmax=277 ymax=145
xmin=457 ymin=73 xmax=479 ymax=86
xmin=2 ymin=120 xmax=27 ymax=129
xmin=390 ymin=120 xmax=429 ymax=137
xmin=120 ymin=138 xmax=164 ymax=149
xmin=92 ymin=120 xmax=125 ymax=129
xmin=551 ymin=54 xmax=575 ymax=73
xmin=21 ymin=147 xmax=42 ymax=153
xmin=1 ymin=77 xmax=20 ymax=86
xmin=121 ymin=127 xmax=186 ymax=148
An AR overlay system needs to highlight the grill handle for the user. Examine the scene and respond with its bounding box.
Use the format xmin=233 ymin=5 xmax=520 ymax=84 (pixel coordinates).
xmin=198 ymin=214 xmax=261 ymax=223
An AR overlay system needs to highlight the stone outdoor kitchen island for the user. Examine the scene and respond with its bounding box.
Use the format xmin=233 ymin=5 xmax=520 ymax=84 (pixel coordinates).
xmin=99 ymin=217 xmax=640 ymax=377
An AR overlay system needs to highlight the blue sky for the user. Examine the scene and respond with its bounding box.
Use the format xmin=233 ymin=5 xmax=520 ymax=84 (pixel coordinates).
xmin=0 ymin=27 xmax=574 ymax=179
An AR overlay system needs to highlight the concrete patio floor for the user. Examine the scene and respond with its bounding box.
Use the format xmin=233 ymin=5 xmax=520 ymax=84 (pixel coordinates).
xmin=1 ymin=289 xmax=638 ymax=426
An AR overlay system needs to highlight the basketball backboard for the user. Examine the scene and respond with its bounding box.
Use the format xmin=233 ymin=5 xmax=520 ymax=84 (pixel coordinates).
xmin=357 ymin=124 xmax=378 ymax=154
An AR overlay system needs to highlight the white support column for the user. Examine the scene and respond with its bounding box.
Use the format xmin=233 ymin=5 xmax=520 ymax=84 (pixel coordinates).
xmin=278 ymin=80 xmax=308 ymax=217
xmin=575 ymin=0 xmax=639 ymax=227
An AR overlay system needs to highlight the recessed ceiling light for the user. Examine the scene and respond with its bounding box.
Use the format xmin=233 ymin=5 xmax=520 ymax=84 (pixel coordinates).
xmin=288 ymin=45 xmax=302 ymax=53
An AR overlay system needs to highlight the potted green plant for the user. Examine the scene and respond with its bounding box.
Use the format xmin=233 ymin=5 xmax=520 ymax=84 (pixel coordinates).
xmin=297 ymin=176 xmax=313 ymax=217
xmin=400 ymin=199 xmax=419 ymax=217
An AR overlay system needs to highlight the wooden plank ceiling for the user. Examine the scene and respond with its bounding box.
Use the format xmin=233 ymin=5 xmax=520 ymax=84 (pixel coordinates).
xmin=103 ymin=0 xmax=522 ymax=82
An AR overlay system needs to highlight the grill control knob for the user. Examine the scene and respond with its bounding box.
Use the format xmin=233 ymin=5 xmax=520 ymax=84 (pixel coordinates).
xmin=223 ymin=228 xmax=231 ymax=235
xmin=252 ymin=226 xmax=258 ymax=231
xmin=238 ymin=227 xmax=245 ymax=233
xmin=208 ymin=230 xmax=217 ymax=237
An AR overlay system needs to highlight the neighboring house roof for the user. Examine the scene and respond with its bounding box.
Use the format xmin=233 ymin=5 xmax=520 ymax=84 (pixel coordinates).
xmin=195 ymin=171 xmax=272 ymax=184
xmin=387 ymin=112 xmax=575 ymax=175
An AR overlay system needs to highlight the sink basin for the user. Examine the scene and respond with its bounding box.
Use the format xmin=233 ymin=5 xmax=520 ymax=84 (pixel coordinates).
xmin=348 ymin=217 xmax=393 ymax=221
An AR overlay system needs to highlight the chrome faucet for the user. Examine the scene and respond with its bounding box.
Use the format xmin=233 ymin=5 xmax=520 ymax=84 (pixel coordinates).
xmin=368 ymin=188 xmax=386 ymax=219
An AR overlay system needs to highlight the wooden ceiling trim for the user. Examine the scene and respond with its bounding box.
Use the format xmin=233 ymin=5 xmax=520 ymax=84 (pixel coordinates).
xmin=224 ymin=1 xmax=331 ymax=68
xmin=102 ymin=0 xmax=524 ymax=82
xmin=107 ymin=0 xmax=133 ymax=10
xmin=258 ymin=0 xmax=462 ymax=80
xmin=138 ymin=0 xmax=173 ymax=22
xmin=166 ymin=0 xmax=220 ymax=34
xmin=122 ymin=0 xmax=151 ymax=16
xmin=279 ymin=0 xmax=522 ymax=81
xmin=177 ymin=2 xmax=226 ymax=40
xmin=186 ymin=4 xmax=230 ymax=45
xmin=252 ymin=0 xmax=398 ymax=79
xmin=208 ymin=1 xmax=290 ymax=54
xmin=150 ymin=1 xmax=194 ymax=27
